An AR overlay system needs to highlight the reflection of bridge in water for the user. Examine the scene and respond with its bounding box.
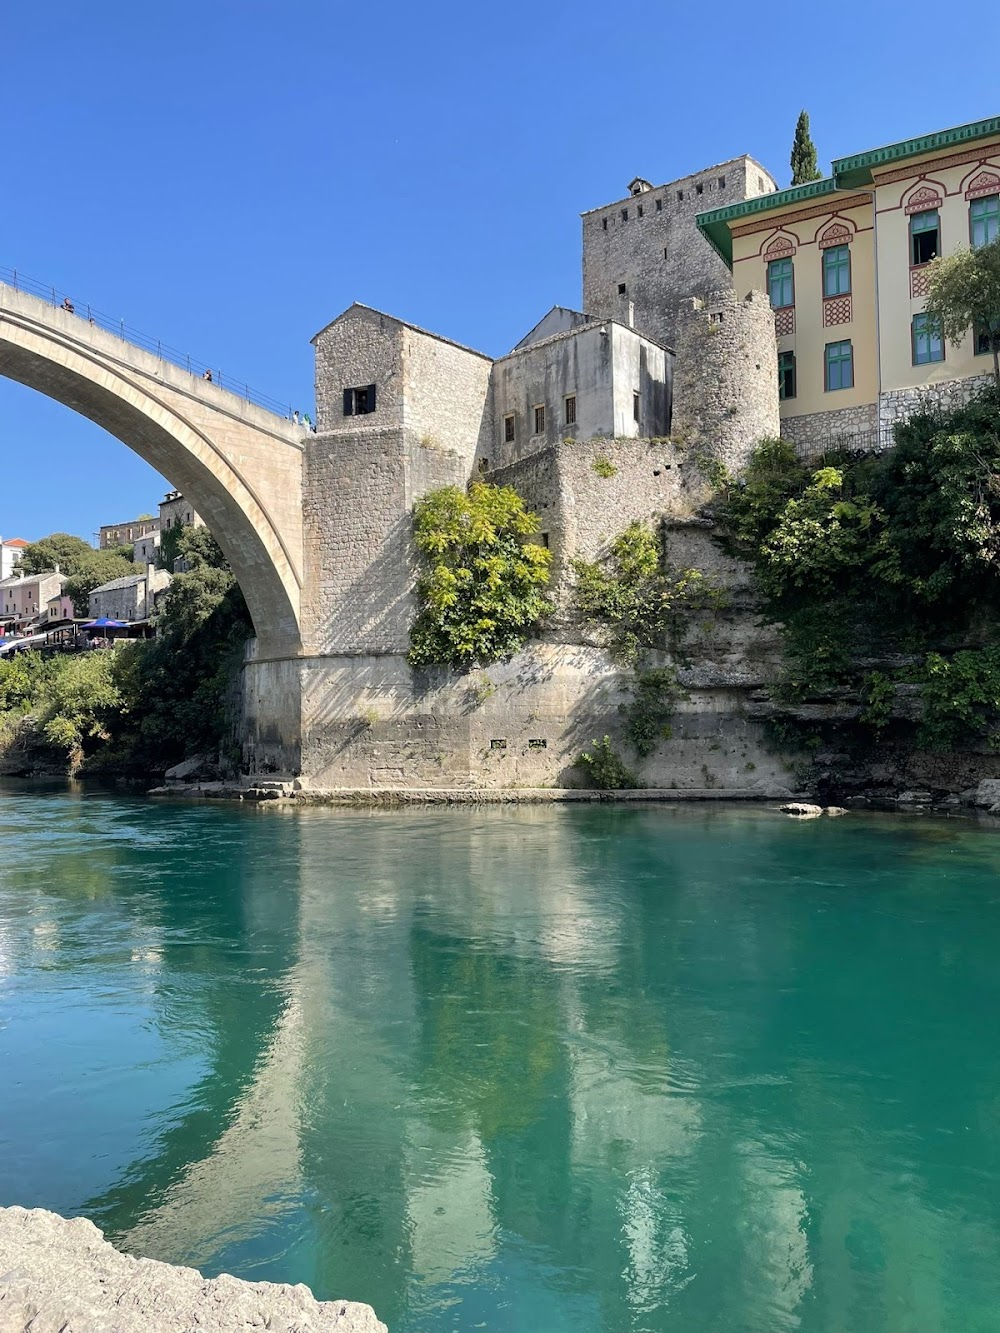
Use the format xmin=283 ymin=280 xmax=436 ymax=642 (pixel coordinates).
xmin=73 ymin=808 xmax=881 ymax=1328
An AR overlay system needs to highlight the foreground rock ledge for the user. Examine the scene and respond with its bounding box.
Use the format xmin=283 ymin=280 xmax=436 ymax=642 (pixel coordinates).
xmin=0 ymin=1207 xmax=386 ymax=1332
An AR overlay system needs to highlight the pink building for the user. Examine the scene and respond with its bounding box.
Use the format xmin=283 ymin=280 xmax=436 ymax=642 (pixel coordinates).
xmin=0 ymin=570 xmax=66 ymax=631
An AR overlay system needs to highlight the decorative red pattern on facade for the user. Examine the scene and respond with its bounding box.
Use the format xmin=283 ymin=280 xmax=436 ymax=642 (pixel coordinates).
xmin=819 ymin=222 xmax=852 ymax=249
xmin=763 ymin=237 xmax=795 ymax=261
xmin=823 ymin=295 xmax=852 ymax=327
xmin=876 ymin=146 xmax=1000 ymax=187
xmin=910 ymin=266 xmax=931 ymax=298
xmin=904 ymin=186 xmax=943 ymax=215
xmin=774 ymin=307 xmax=795 ymax=337
xmin=966 ymin=171 xmax=1000 ymax=200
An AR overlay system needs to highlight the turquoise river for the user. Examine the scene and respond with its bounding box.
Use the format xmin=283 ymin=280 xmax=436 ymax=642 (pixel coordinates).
xmin=2 ymin=782 xmax=1000 ymax=1331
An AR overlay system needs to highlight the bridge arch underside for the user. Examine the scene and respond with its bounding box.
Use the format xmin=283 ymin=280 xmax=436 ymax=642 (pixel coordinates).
xmin=0 ymin=338 xmax=301 ymax=658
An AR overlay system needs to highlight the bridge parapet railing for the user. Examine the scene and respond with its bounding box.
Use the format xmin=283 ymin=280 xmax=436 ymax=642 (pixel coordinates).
xmin=0 ymin=266 xmax=296 ymax=420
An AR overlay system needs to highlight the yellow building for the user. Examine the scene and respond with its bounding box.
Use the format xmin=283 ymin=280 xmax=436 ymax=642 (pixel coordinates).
xmin=697 ymin=116 xmax=1000 ymax=451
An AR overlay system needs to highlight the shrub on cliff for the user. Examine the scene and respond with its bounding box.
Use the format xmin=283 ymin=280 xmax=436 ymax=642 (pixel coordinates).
xmin=572 ymin=521 xmax=726 ymax=665
xmin=408 ymin=482 xmax=552 ymax=669
xmin=717 ymin=385 xmax=1000 ymax=737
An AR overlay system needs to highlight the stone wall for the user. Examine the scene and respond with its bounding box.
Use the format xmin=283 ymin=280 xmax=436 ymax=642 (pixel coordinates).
xmin=489 ymin=324 xmax=672 ymax=470
xmin=671 ymin=292 xmax=780 ymax=474
xmin=297 ymin=644 xmax=797 ymax=795
xmin=581 ymin=156 xmax=778 ymax=349
xmin=878 ymin=374 xmax=995 ymax=434
xmin=403 ymin=324 xmax=492 ymax=463
xmin=779 ymin=402 xmax=881 ymax=455
xmin=488 ymin=435 xmax=692 ymax=618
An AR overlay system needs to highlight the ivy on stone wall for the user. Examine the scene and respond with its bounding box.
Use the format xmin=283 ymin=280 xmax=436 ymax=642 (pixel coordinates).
xmin=407 ymin=482 xmax=552 ymax=670
xmin=571 ymin=522 xmax=725 ymax=785
xmin=572 ymin=521 xmax=726 ymax=666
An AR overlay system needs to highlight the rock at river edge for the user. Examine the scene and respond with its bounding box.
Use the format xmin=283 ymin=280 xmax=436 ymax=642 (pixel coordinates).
xmin=0 ymin=1206 xmax=386 ymax=1332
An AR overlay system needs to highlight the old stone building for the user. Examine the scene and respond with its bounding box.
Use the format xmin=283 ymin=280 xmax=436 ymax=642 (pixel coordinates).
xmin=268 ymin=155 xmax=788 ymax=790
xmin=89 ymin=568 xmax=171 ymax=623
xmin=582 ymin=156 xmax=779 ymax=348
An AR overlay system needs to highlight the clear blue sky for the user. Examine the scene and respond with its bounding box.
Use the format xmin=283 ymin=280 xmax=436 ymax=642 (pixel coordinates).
xmin=2 ymin=0 xmax=995 ymax=541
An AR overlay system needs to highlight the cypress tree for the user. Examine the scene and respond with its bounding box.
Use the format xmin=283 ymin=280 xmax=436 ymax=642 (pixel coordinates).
xmin=790 ymin=110 xmax=822 ymax=185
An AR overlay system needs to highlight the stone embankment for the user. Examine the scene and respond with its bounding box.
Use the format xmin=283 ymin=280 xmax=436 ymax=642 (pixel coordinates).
xmin=0 ymin=1206 xmax=385 ymax=1332
xmin=149 ymin=781 xmax=797 ymax=804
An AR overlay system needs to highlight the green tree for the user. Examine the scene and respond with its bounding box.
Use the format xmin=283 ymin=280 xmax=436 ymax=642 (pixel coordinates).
xmin=924 ymin=236 xmax=1000 ymax=385
xmin=18 ymin=533 xmax=93 ymax=576
xmin=63 ymin=551 xmax=142 ymax=616
xmin=408 ymin=482 xmax=552 ymax=669
xmin=789 ymin=110 xmax=822 ymax=186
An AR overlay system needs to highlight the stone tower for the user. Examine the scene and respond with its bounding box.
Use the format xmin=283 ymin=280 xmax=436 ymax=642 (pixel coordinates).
xmin=671 ymin=291 xmax=780 ymax=475
xmin=581 ymin=156 xmax=778 ymax=349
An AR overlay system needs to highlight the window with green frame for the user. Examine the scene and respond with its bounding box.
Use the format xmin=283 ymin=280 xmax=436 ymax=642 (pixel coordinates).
xmin=910 ymin=210 xmax=940 ymax=266
xmin=971 ymin=194 xmax=1000 ymax=248
xmin=767 ymin=258 xmax=794 ymax=309
xmin=974 ymin=319 xmax=998 ymax=357
xmin=778 ymin=350 xmax=796 ymax=400
xmin=824 ymin=340 xmax=853 ymax=392
xmin=911 ymin=313 xmax=944 ymax=365
xmin=822 ymin=245 xmax=850 ymax=297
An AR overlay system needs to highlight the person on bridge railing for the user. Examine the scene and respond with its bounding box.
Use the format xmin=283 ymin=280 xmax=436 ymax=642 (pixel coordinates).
xmin=203 ymin=368 xmax=213 ymax=382
xmin=62 ymin=297 xmax=75 ymax=314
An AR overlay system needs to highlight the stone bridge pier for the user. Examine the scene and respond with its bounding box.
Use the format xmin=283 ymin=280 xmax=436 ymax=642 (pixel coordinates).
xmin=0 ymin=282 xmax=308 ymax=773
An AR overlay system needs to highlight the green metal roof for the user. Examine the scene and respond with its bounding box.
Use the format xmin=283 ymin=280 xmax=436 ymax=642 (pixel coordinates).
xmin=696 ymin=179 xmax=837 ymax=266
xmin=697 ymin=115 xmax=1000 ymax=268
xmin=833 ymin=115 xmax=1000 ymax=188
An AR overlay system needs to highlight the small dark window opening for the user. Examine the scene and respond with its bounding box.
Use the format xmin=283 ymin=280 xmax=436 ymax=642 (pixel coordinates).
xmin=539 ymin=532 xmax=550 ymax=549
xmin=602 ymin=217 xmax=608 ymax=231
xmin=490 ymin=739 xmax=507 ymax=750
xmin=974 ymin=320 xmax=995 ymax=356
xmin=718 ymin=175 xmax=726 ymax=188
xmin=534 ymin=404 xmax=545 ymax=435
xmin=621 ymin=208 xmax=628 ymax=221
xmin=910 ymin=211 xmax=939 ymax=266
xmin=503 ymin=413 xmax=515 ymax=443
xmin=618 ymin=282 xmax=627 ymax=295
xmin=676 ymin=190 xmax=684 ymax=201
xmin=778 ymin=350 xmax=796 ymax=401
xmin=695 ymin=182 xmax=703 ymax=195
xmin=564 ymin=395 xmax=577 ymax=425
xmin=343 ymin=384 xmax=376 ymax=416
xmin=637 ymin=204 xmax=644 ymax=218
xmin=655 ymin=198 xmax=662 ymax=211
xmin=633 ymin=391 xmax=640 ymax=423
xmin=528 ymin=738 xmax=547 ymax=749
xmin=663 ymin=247 xmax=668 ymax=259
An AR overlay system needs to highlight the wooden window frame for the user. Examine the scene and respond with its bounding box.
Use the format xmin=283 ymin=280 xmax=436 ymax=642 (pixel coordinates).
xmin=970 ymin=194 xmax=1000 ymax=249
xmin=824 ymin=340 xmax=854 ymax=392
xmin=778 ymin=350 xmax=796 ymax=401
xmin=909 ymin=210 xmax=940 ymax=268
xmin=564 ymin=395 xmax=577 ymax=426
xmin=503 ymin=413 xmax=515 ymax=443
xmin=911 ymin=314 xmax=944 ymax=366
xmin=822 ymin=245 xmax=851 ymax=299
xmin=767 ymin=257 xmax=794 ymax=310
xmin=533 ymin=404 xmax=545 ymax=436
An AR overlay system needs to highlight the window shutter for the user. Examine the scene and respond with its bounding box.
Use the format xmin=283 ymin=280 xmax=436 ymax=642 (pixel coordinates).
xmin=343 ymin=388 xmax=354 ymax=416
xmin=367 ymin=384 xmax=376 ymax=412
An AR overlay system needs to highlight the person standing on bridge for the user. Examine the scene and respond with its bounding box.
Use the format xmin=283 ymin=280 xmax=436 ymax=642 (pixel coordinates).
xmin=62 ymin=297 xmax=75 ymax=314
xmin=203 ymin=369 xmax=213 ymax=383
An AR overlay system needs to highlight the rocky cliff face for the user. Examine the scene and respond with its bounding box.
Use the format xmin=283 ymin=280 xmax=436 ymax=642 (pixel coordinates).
xmin=0 ymin=1206 xmax=386 ymax=1333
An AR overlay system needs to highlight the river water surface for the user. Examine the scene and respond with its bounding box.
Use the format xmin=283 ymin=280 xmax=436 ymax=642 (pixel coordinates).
xmin=2 ymin=783 xmax=1000 ymax=1331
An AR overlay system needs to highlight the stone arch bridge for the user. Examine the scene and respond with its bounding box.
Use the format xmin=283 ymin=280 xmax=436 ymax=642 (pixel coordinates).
xmin=0 ymin=281 xmax=305 ymax=659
